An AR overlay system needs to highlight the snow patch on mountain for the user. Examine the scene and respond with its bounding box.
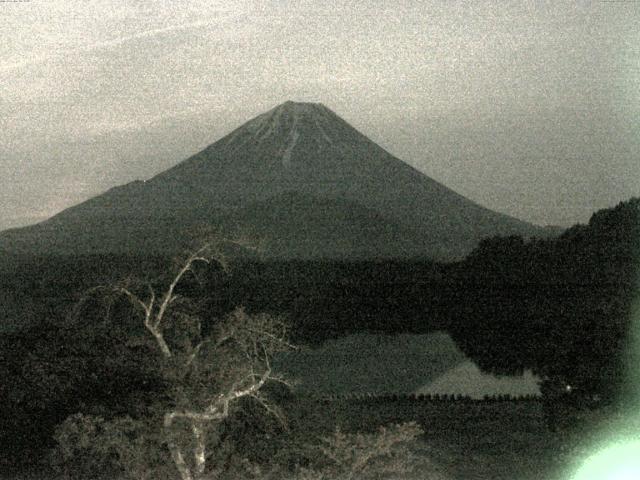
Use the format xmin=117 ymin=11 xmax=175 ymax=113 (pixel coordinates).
xmin=315 ymin=117 xmax=333 ymax=145
xmin=255 ymin=105 xmax=284 ymax=141
xmin=281 ymin=111 xmax=300 ymax=167
xmin=225 ymin=101 xmax=338 ymax=164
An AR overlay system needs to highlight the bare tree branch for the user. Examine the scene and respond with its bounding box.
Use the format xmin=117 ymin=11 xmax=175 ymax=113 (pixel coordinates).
xmin=74 ymin=238 xmax=292 ymax=480
xmin=249 ymin=392 xmax=288 ymax=427
xmin=155 ymin=245 xmax=212 ymax=332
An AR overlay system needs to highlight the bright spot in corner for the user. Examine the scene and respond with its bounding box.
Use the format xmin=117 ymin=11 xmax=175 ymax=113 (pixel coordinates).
xmin=573 ymin=440 xmax=640 ymax=480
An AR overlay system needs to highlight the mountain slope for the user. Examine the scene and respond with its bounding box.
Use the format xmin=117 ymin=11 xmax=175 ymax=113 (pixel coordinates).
xmin=219 ymin=191 xmax=440 ymax=260
xmin=0 ymin=101 xmax=545 ymax=260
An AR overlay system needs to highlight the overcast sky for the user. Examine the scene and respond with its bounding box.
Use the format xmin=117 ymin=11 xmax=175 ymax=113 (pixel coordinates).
xmin=1 ymin=0 xmax=638 ymax=230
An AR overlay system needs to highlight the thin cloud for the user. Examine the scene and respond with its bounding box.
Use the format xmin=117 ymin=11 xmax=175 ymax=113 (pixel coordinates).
xmin=85 ymin=20 xmax=214 ymax=51
xmin=0 ymin=20 xmax=214 ymax=72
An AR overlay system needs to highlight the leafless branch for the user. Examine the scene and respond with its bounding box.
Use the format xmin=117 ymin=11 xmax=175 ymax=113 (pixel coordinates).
xmin=75 ymin=237 xmax=293 ymax=480
xmin=249 ymin=392 xmax=287 ymax=427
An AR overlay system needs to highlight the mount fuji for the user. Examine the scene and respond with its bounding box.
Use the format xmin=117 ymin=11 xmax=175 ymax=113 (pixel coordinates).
xmin=0 ymin=101 xmax=545 ymax=260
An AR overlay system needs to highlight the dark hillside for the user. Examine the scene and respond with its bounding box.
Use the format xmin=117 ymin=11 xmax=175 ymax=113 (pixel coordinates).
xmin=446 ymin=198 xmax=640 ymax=402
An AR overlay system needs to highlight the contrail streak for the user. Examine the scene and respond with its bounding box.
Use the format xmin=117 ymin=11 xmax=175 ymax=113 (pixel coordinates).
xmin=0 ymin=20 xmax=214 ymax=72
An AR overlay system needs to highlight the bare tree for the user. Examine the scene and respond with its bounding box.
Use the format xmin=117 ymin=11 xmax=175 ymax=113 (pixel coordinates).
xmin=67 ymin=240 xmax=292 ymax=480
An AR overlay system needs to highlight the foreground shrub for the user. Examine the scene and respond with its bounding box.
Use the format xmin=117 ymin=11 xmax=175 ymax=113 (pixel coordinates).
xmin=52 ymin=413 xmax=172 ymax=479
xmin=293 ymin=421 xmax=424 ymax=480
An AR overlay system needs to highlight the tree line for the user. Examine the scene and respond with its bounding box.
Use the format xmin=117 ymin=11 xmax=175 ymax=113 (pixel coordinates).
xmin=307 ymin=393 xmax=540 ymax=403
xmin=447 ymin=198 xmax=639 ymax=405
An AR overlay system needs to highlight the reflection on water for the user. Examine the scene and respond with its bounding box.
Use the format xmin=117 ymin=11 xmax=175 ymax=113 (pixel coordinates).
xmin=276 ymin=331 xmax=540 ymax=398
xmin=416 ymin=361 xmax=540 ymax=400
